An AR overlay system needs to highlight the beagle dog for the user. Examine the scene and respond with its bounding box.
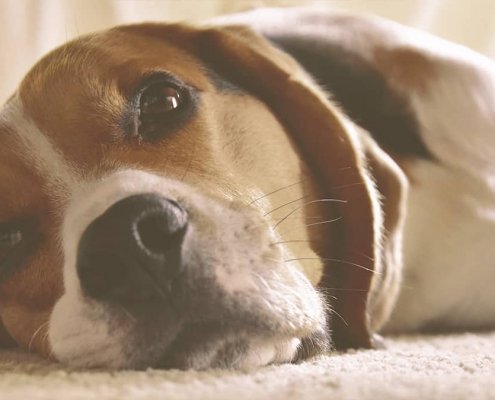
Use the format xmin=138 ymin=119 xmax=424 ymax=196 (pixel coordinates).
xmin=1 ymin=7 xmax=494 ymax=369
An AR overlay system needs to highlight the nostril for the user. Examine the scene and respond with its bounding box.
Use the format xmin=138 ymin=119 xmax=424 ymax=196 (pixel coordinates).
xmin=76 ymin=194 xmax=188 ymax=305
xmin=136 ymin=213 xmax=173 ymax=255
xmin=135 ymin=205 xmax=188 ymax=257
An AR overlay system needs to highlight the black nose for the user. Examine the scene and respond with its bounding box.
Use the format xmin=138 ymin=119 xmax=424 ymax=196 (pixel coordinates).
xmin=77 ymin=194 xmax=188 ymax=306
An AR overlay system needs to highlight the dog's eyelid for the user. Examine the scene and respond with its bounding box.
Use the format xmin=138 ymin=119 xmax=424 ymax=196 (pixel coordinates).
xmin=134 ymin=71 xmax=192 ymax=93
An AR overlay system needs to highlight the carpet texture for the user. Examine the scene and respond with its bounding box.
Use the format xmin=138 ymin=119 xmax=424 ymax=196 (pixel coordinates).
xmin=0 ymin=332 xmax=494 ymax=400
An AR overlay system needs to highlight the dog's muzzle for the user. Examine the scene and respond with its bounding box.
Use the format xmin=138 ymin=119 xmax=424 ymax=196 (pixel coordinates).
xmin=48 ymin=171 xmax=327 ymax=369
xmin=77 ymin=194 xmax=188 ymax=307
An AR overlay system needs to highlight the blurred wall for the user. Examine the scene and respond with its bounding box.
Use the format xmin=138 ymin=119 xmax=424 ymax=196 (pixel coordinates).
xmin=1 ymin=0 xmax=495 ymax=102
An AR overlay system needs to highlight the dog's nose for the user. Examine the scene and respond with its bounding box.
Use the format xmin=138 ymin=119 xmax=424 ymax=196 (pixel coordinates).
xmin=76 ymin=194 xmax=188 ymax=305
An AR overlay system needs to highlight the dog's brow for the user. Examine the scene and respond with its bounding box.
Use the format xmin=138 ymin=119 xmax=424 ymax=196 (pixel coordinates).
xmin=1 ymin=95 xmax=81 ymax=194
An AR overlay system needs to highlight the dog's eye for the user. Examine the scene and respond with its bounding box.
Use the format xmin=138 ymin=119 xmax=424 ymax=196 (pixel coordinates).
xmin=134 ymin=74 xmax=195 ymax=141
xmin=140 ymin=85 xmax=182 ymax=116
xmin=0 ymin=220 xmax=37 ymax=281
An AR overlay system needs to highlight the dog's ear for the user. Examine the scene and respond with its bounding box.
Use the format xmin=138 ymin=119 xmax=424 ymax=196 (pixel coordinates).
xmin=133 ymin=23 xmax=405 ymax=349
xmin=190 ymin=24 xmax=405 ymax=349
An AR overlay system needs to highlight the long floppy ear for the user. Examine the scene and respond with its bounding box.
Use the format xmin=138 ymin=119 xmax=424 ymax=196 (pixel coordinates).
xmin=131 ymin=23 xmax=397 ymax=349
xmin=188 ymin=24 xmax=385 ymax=349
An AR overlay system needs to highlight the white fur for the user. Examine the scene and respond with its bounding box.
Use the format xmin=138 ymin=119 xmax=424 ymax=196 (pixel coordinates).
xmin=386 ymin=161 xmax=495 ymax=331
xmin=49 ymin=290 xmax=129 ymax=368
xmin=0 ymin=96 xmax=80 ymax=193
xmin=384 ymin=39 xmax=495 ymax=331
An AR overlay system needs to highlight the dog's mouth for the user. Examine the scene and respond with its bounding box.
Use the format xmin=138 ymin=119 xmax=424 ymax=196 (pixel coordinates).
xmin=115 ymin=267 xmax=327 ymax=370
xmin=50 ymin=273 xmax=327 ymax=370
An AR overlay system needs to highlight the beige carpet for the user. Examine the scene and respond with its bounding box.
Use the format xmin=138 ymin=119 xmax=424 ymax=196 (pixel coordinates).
xmin=1 ymin=332 xmax=494 ymax=400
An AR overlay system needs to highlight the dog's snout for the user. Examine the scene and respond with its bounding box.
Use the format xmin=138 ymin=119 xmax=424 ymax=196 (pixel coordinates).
xmin=76 ymin=194 xmax=188 ymax=305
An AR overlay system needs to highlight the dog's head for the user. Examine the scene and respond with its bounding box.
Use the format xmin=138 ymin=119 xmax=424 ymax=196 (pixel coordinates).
xmin=0 ymin=22 xmax=406 ymax=369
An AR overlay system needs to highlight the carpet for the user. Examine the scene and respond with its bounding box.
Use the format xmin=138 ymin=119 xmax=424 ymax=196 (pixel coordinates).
xmin=1 ymin=332 xmax=494 ymax=400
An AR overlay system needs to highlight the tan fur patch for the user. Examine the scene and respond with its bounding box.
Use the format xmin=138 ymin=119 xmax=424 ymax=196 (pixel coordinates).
xmin=19 ymin=29 xmax=211 ymax=169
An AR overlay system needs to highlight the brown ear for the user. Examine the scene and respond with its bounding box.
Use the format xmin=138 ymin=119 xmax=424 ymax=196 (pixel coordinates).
xmin=132 ymin=23 xmax=396 ymax=349
xmin=190 ymin=24 xmax=385 ymax=349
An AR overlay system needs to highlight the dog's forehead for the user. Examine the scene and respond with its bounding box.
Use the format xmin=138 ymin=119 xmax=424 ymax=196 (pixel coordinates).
xmin=7 ymin=25 xmax=215 ymax=167
xmin=20 ymin=25 xmax=209 ymax=99
xmin=18 ymin=26 xmax=210 ymax=124
xmin=0 ymin=25 xmax=220 ymax=213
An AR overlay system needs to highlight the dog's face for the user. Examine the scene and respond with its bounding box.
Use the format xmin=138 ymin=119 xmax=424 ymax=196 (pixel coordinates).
xmin=0 ymin=23 xmax=404 ymax=369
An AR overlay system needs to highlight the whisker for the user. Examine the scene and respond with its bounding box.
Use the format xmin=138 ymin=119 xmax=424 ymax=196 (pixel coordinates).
xmin=330 ymin=308 xmax=349 ymax=327
xmin=273 ymin=198 xmax=346 ymax=230
xmin=263 ymin=195 xmax=308 ymax=216
xmin=284 ymin=257 xmax=379 ymax=274
xmin=319 ymin=292 xmax=337 ymax=300
xmin=357 ymin=252 xmax=375 ymax=262
xmin=318 ymin=287 xmax=370 ymax=292
xmin=305 ymin=217 xmax=342 ymax=227
xmin=28 ymin=320 xmax=50 ymax=352
xmin=332 ymin=182 xmax=366 ymax=190
xmin=270 ymin=239 xmax=314 ymax=246
xmin=270 ymin=215 xmax=324 ymax=222
xmin=249 ymin=179 xmax=307 ymax=205
xmin=265 ymin=257 xmax=283 ymax=264
xmin=119 ymin=306 xmax=137 ymax=324
xmin=42 ymin=330 xmax=52 ymax=356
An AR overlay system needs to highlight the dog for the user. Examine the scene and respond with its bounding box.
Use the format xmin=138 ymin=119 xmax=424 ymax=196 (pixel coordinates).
xmin=0 ymin=7 xmax=494 ymax=369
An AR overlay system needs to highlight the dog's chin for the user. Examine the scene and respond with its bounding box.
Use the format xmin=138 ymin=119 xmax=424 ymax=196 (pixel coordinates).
xmin=156 ymin=322 xmax=330 ymax=370
xmin=156 ymin=323 xmax=302 ymax=370
xmin=49 ymin=289 xmax=328 ymax=370
xmin=48 ymin=280 xmax=328 ymax=370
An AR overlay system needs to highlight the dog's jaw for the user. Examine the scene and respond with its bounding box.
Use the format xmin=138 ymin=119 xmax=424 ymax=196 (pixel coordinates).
xmin=48 ymin=169 xmax=327 ymax=369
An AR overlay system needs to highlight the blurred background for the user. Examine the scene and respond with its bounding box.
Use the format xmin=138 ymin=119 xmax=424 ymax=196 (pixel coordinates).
xmin=1 ymin=0 xmax=495 ymax=103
